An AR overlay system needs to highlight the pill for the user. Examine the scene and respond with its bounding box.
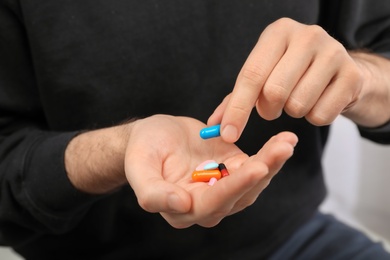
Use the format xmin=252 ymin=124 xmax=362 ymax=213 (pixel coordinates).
xmin=200 ymin=124 xmax=221 ymax=139
xmin=208 ymin=177 xmax=218 ymax=186
xmin=218 ymin=163 xmax=230 ymax=177
xmin=195 ymin=160 xmax=217 ymax=171
xmin=203 ymin=162 xmax=219 ymax=170
xmin=192 ymin=169 xmax=221 ymax=182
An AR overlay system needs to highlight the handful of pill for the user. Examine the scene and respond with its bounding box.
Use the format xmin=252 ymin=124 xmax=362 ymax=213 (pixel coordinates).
xmin=192 ymin=160 xmax=230 ymax=185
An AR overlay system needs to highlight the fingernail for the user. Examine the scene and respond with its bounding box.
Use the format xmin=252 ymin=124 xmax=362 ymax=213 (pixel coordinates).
xmin=168 ymin=193 xmax=183 ymax=212
xmin=222 ymin=124 xmax=238 ymax=142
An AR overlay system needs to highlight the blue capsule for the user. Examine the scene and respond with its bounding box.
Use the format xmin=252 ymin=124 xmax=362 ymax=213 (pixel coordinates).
xmin=200 ymin=124 xmax=221 ymax=139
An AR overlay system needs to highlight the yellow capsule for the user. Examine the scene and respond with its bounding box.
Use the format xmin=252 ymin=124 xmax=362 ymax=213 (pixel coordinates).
xmin=192 ymin=169 xmax=222 ymax=182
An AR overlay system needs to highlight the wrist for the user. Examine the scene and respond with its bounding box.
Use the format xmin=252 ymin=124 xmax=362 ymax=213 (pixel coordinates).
xmin=343 ymin=51 xmax=390 ymax=127
xmin=65 ymin=122 xmax=134 ymax=194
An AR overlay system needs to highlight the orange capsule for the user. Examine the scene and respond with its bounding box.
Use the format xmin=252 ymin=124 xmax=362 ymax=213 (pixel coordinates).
xmin=192 ymin=169 xmax=222 ymax=182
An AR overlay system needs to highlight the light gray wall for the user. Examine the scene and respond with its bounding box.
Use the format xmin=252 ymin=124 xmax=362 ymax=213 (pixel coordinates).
xmin=321 ymin=116 xmax=390 ymax=250
xmin=0 ymin=247 xmax=23 ymax=260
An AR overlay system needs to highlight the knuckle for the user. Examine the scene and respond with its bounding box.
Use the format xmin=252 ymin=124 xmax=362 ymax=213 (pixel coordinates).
xmin=345 ymin=65 xmax=364 ymax=84
xmin=137 ymin=195 xmax=153 ymax=212
xmin=248 ymin=167 xmax=268 ymax=182
xmin=353 ymin=68 xmax=364 ymax=82
xmin=285 ymin=97 xmax=309 ymax=118
xmin=240 ymin=64 xmax=266 ymax=86
xmin=333 ymin=42 xmax=347 ymax=56
xmin=273 ymin=17 xmax=294 ymax=28
xmin=305 ymin=24 xmax=327 ymax=41
xmin=235 ymin=197 xmax=257 ymax=210
xmin=136 ymin=189 xmax=157 ymax=212
xmin=161 ymin=213 xmax=192 ymax=229
xmin=209 ymin=208 xmax=230 ymax=220
xmin=229 ymin=97 xmax=254 ymax=116
xmin=297 ymin=24 xmax=329 ymax=48
xmin=199 ymin=219 xmax=223 ymax=228
xmin=195 ymin=214 xmax=225 ymax=228
xmin=306 ymin=111 xmax=333 ymax=126
xmin=262 ymin=83 xmax=289 ymax=104
xmin=263 ymin=18 xmax=294 ymax=37
xmin=325 ymin=43 xmax=347 ymax=62
xmin=337 ymin=90 xmax=357 ymax=112
xmin=314 ymin=38 xmax=347 ymax=66
xmin=169 ymin=221 xmax=191 ymax=229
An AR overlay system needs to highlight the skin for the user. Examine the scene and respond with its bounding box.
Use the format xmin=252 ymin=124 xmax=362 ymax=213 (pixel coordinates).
xmin=66 ymin=115 xmax=298 ymax=228
xmin=65 ymin=18 xmax=390 ymax=228
xmin=208 ymin=18 xmax=390 ymax=143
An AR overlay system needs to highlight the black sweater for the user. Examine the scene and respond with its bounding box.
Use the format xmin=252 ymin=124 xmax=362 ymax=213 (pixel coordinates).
xmin=0 ymin=1 xmax=389 ymax=259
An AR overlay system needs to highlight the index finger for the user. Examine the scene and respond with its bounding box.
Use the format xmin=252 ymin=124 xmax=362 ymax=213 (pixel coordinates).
xmin=220 ymin=29 xmax=287 ymax=143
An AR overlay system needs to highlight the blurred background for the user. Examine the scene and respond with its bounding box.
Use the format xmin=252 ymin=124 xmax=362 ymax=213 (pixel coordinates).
xmin=1 ymin=116 xmax=390 ymax=259
xmin=320 ymin=116 xmax=390 ymax=251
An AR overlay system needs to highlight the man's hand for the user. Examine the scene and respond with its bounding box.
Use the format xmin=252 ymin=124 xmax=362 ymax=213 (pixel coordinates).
xmin=125 ymin=115 xmax=298 ymax=228
xmin=208 ymin=18 xmax=372 ymax=143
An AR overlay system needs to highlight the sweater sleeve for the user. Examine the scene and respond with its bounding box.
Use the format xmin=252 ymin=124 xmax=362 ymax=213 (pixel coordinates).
xmin=320 ymin=0 xmax=390 ymax=56
xmin=319 ymin=0 xmax=390 ymax=144
xmin=358 ymin=122 xmax=390 ymax=144
xmin=0 ymin=2 xmax=103 ymax=247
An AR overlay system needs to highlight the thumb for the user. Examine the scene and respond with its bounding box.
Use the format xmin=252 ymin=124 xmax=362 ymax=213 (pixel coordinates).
xmin=135 ymin=178 xmax=191 ymax=213
xmin=125 ymin=153 xmax=191 ymax=214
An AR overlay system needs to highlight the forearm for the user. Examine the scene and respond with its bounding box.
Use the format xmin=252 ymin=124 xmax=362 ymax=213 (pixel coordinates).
xmin=65 ymin=123 xmax=133 ymax=194
xmin=343 ymin=51 xmax=390 ymax=128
